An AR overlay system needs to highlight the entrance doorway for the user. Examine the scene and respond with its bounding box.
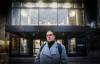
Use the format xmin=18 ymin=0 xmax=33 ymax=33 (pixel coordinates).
xmin=7 ymin=32 xmax=87 ymax=57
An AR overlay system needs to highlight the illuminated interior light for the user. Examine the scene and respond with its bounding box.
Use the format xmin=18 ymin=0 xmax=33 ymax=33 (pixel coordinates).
xmin=23 ymin=2 xmax=35 ymax=7
xmin=66 ymin=17 xmax=69 ymax=25
xmin=63 ymin=3 xmax=72 ymax=8
xmin=0 ymin=40 xmax=5 ymax=45
xmin=47 ymin=22 xmax=51 ymax=25
xmin=36 ymin=1 xmax=47 ymax=7
xmin=49 ymin=2 xmax=57 ymax=8
xmin=69 ymin=10 xmax=76 ymax=17
xmin=21 ymin=10 xmax=28 ymax=17
xmin=58 ymin=3 xmax=72 ymax=8
xmin=28 ymin=16 xmax=31 ymax=25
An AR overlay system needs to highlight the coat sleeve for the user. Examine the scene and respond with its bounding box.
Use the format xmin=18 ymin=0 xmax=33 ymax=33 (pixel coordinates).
xmin=34 ymin=49 xmax=40 ymax=64
xmin=60 ymin=45 xmax=68 ymax=64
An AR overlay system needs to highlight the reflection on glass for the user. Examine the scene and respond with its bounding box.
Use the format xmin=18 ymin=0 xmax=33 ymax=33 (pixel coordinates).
xmin=33 ymin=39 xmax=40 ymax=56
xmin=35 ymin=40 xmax=40 ymax=48
xmin=39 ymin=9 xmax=57 ymax=25
xmin=20 ymin=38 xmax=28 ymax=54
xmin=58 ymin=9 xmax=69 ymax=25
xmin=34 ymin=49 xmax=39 ymax=54
xmin=68 ymin=38 xmax=76 ymax=53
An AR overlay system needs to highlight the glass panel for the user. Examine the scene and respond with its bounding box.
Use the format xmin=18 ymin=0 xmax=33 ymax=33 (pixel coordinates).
xmin=21 ymin=9 xmax=30 ymax=25
xmin=11 ymin=2 xmax=84 ymax=26
xmin=10 ymin=37 xmax=19 ymax=55
xmin=76 ymin=9 xmax=84 ymax=26
xmin=21 ymin=9 xmax=38 ymax=25
xmin=20 ymin=38 xmax=28 ymax=54
xmin=33 ymin=39 xmax=40 ymax=56
xmin=39 ymin=9 xmax=57 ymax=25
xmin=76 ymin=37 xmax=87 ymax=56
xmin=68 ymin=38 xmax=76 ymax=54
xmin=5 ymin=32 xmax=10 ymax=53
xmin=34 ymin=49 xmax=39 ymax=54
xmin=68 ymin=9 xmax=76 ymax=25
xmin=12 ymin=9 xmax=20 ymax=25
xmin=0 ymin=40 xmax=6 ymax=53
xmin=33 ymin=49 xmax=39 ymax=56
xmin=31 ymin=9 xmax=38 ymax=25
xmin=68 ymin=9 xmax=84 ymax=26
xmin=58 ymin=9 xmax=69 ymax=25
xmin=34 ymin=40 xmax=40 ymax=48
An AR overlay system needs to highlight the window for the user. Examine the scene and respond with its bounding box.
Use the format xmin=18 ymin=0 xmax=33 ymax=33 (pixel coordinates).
xmin=39 ymin=8 xmax=57 ymax=25
xmin=11 ymin=2 xmax=84 ymax=26
xmin=68 ymin=38 xmax=76 ymax=54
xmin=20 ymin=38 xmax=28 ymax=54
xmin=8 ymin=33 xmax=33 ymax=56
xmin=21 ymin=9 xmax=38 ymax=25
xmin=58 ymin=9 xmax=69 ymax=25
xmin=68 ymin=37 xmax=87 ymax=57
xmin=12 ymin=9 xmax=20 ymax=25
xmin=31 ymin=9 xmax=38 ymax=25
xmin=68 ymin=9 xmax=84 ymax=26
xmin=33 ymin=39 xmax=40 ymax=56
xmin=69 ymin=9 xmax=77 ymax=25
xmin=10 ymin=36 xmax=20 ymax=55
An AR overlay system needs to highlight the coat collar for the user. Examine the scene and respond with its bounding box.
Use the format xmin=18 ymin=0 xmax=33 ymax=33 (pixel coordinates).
xmin=42 ymin=42 xmax=58 ymax=56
